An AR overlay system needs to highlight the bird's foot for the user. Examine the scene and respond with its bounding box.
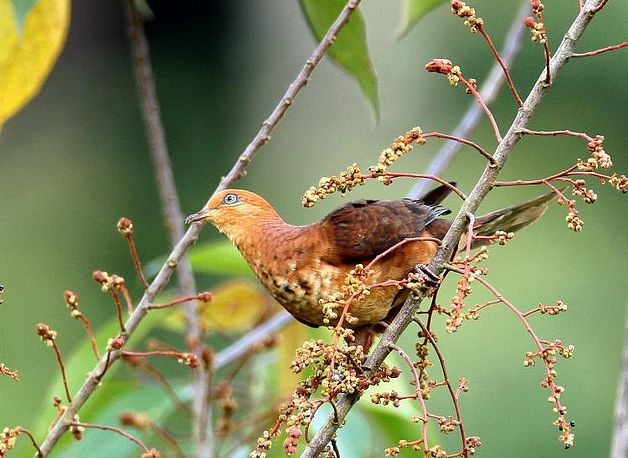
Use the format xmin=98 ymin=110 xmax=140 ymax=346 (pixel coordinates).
xmin=413 ymin=264 xmax=441 ymax=288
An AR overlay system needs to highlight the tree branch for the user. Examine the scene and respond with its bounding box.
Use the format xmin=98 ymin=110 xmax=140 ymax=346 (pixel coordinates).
xmin=36 ymin=0 xmax=363 ymax=455
xmin=123 ymin=2 xmax=211 ymax=456
xmin=301 ymin=1 xmax=606 ymax=455
xmin=610 ymin=298 xmax=628 ymax=458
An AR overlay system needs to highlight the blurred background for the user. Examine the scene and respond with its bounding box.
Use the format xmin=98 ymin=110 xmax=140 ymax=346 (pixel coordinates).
xmin=1 ymin=0 xmax=627 ymax=456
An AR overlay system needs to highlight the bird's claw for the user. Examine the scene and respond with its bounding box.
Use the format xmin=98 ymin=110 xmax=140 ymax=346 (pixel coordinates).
xmin=413 ymin=264 xmax=441 ymax=288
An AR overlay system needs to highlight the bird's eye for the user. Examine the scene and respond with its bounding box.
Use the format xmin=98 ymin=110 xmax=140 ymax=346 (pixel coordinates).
xmin=222 ymin=193 xmax=239 ymax=205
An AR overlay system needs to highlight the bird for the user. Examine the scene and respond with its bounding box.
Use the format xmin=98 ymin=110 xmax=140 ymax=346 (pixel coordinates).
xmin=186 ymin=185 xmax=554 ymax=336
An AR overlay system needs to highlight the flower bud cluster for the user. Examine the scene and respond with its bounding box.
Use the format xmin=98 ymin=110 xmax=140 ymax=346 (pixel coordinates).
xmin=250 ymin=430 xmax=273 ymax=458
xmin=588 ymin=135 xmax=612 ymax=168
xmin=368 ymin=127 xmax=425 ymax=176
xmin=437 ymin=416 xmax=460 ymax=433
xmin=116 ymin=217 xmax=134 ymax=236
xmin=302 ymin=163 xmax=365 ymax=207
xmin=36 ymin=323 xmax=57 ymax=346
xmin=487 ymin=231 xmax=514 ymax=245
xmin=450 ymin=0 xmax=483 ymax=32
xmin=0 ymin=427 xmax=18 ymax=456
xmin=557 ymin=196 xmax=583 ymax=231
xmin=282 ymin=426 xmax=302 ymax=456
xmin=64 ymin=290 xmax=82 ymax=319
xmin=539 ymin=300 xmax=568 ymax=316
xmin=609 ymin=173 xmax=628 ymax=193
xmin=523 ymin=16 xmax=546 ymax=43
xmin=177 ymin=352 xmax=199 ymax=368
xmin=425 ymin=59 xmax=463 ymax=87
xmin=320 ymin=264 xmax=372 ymax=325
xmin=466 ymin=436 xmax=482 ymax=455
xmin=571 ymin=179 xmax=597 ymax=204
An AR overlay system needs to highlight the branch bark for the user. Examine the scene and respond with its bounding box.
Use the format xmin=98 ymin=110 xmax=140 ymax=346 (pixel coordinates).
xmin=301 ymin=1 xmax=606 ymax=456
xmin=610 ymin=298 xmax=628 ymax=458
xmin=36 ymin=0 xmax=363 ymax=455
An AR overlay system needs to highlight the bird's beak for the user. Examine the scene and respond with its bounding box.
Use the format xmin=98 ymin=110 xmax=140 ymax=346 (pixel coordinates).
xmin=185 ymin=207 xmax=212 ymax=225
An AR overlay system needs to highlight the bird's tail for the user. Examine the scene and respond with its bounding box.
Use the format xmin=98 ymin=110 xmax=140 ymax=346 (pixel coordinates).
xmin=470 ymin=190 xmax=558 ymax=249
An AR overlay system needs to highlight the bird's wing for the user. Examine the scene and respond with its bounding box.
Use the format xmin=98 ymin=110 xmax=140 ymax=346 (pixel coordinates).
xmin=318 ymin=198 xmax=450 ymax=264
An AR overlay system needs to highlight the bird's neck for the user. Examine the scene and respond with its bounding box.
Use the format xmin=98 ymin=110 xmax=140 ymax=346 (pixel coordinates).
xmin=217 ymin=210 xmax=299 ymax=262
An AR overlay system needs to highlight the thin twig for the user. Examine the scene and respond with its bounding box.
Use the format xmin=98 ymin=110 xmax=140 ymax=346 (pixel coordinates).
xmin=36 ymin=0 xmax=361 ymax=453
xmin=15 ymin=428 xmax=43 ymax=457
xmin=147 ymin=291 xmax=212 ymax=310
xmin=477 ymin=26 xmax=523 ymax=107
xmin=122 ymin=355 xmax=193 ymax=415
xmin=121 ymin=350 xmax=198 ymax=368
xmin=50 ymin=341 xmax=72 ymax=403
xmin=71 ymin=422 xmax=151 ymax=453
xmin=365 ymin=172 xmax=467 ymax=199
xmin=125 ymin=234 xmax=149 ymax=289
xmin=572 ymin=41 xmax=628 ymax=58
xmin=151 ymin=423 xmax=186 ymax=458
xmin=78 ymin=316 xmax=101 ymax=359
xmin=409 ymin=0 xmax=529 ymax=198
xmin=110 ymin=289 xmax=127 ymax=332
xmin=414 ymin=320 xmax=467 ymax=453
xmin=423 ymin=132 xmax=497 ymax=165
xmin=300 ymin=2 xmax=606 ymax=455
xmin=123 ymin=1 xmax=208 ymax=454
xmin=457 ymin=73 xmax=503 ymax=143
xmin=388 ymin=343 xmax=430 ymax=455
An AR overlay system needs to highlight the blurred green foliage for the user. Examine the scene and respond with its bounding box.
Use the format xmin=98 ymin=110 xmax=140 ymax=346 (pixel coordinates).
xmin=1 ymin=1 xmax=627 ymax=457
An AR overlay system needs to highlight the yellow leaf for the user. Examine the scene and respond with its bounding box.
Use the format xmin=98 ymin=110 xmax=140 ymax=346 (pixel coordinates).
xmin=200 ymin=280 xmax=274 ymax=331
xmin=0 ymin=0 xmax=70 ymax=128
xmin=160 ymin=279 xmax=276 ymax=333
xmin=278 ymin=321 xmax=305 ymax=395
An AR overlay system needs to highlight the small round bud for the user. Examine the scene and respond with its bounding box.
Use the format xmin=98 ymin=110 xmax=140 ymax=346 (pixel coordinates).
xmin=117 ymin=217 xmax=134 ymax=236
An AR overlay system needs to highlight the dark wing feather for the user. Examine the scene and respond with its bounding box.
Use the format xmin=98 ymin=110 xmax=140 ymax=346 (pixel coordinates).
xmin=418 ymin=182 xmax=457 ymax=206
xmin=319 ymin=198 xmax=450 ymax=263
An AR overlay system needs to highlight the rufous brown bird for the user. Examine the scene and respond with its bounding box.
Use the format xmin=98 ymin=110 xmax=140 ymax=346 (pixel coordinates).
xmin=186 ymin=185 xmax=554 ymax=334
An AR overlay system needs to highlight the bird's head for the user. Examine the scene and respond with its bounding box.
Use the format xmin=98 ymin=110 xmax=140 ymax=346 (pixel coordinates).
xmin=185 ymin=189 xmax=281 ymax=238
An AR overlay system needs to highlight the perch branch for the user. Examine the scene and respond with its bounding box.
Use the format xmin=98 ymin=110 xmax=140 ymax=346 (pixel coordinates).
xmin=301 ymin=2 xmax=606 ymax=456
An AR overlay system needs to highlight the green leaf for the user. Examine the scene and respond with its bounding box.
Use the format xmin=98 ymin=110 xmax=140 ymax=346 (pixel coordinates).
xmin=299 ymin=0 xmax=379 ymax=116
xmin=398 ymin=0 xmax=447 ymax=38
xmin=188 ymin=240 xmax=254 ymax=277
xmin=9 ymin=0 xmax=37 ymax=32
